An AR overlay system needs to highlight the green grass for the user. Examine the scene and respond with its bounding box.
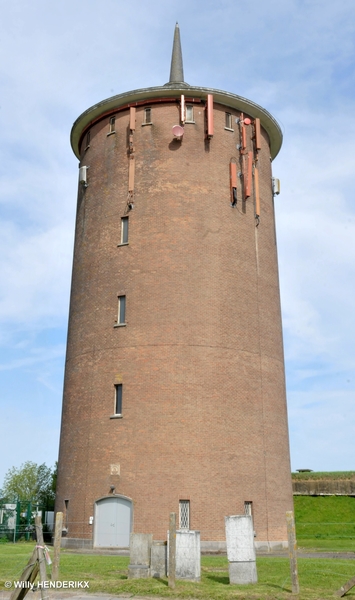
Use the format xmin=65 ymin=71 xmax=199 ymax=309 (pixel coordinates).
xmin=297 ymin=538 xmax=355 ymax=551
xmin=1 ymin=543 xmax=355 ymax=600
xmin=294 ymin=495 xmax=355 ymax=550
xmin=1 ymin=497 xmax=355 ymax=599
xmin=292 ymin=471 xmax=355 ymax=480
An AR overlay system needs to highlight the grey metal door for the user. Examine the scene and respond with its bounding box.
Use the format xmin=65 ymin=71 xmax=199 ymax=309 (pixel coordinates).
xmin=94 ymin=496 xmax=132 ymax=547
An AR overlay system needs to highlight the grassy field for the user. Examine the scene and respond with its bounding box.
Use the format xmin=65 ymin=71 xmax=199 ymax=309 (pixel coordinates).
xmin=294 ymin=495 xmax=355 ymax=551
xmin=0 ymin=543 xmax=355 ymax=600
xmin=1 ymin=495 xmax=355 ymax=599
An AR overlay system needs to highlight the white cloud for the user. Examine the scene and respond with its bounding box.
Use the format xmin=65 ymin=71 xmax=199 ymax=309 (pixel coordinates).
xmin=288 ymin=390 xmax=355 ymax=471
xmin=0 ymin=220 xmax=73 ymax=326
xmin=0 ymin=405 xmax=60 ymax=479
xmin=0 ymin=344 xmax=65 ymax=373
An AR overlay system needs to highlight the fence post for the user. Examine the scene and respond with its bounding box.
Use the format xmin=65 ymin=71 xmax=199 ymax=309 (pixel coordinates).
xmin=52 ymin=512 xmax=63 ymax=581
xmin=286 ymin=511 xmax=299 ymax=594
xmin=26 ymin=502 xmax=32 ymax=542
xmin=35 ymin=515 xmax=49 ymax=600
xmin=9 ymin=546 xmax=39 ymax=600
xmin=168 ymin=512 xmax=176 ymax=589
xmin=14 ymin=500 xmax=21 ymax=543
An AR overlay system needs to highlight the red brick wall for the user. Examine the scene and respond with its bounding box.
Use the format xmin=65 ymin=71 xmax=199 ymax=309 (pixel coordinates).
xmin=56 ymin=98 xmax=293 ymax=544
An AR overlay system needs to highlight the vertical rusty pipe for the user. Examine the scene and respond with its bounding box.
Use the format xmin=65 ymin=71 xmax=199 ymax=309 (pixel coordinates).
xmin=230 ymin=161 xmax=237 ymax=189
xmin=254 ymin=165 xmax=260 ymax=216
xmin=128 ymin=156 xmax=135 ymax=193
xmin=129 ymin=106 xmax=136 ymax=131
xmin=207 ymin=94 xmax=214 ymax=138
xmin=245 ymin=152 xmax=253 ymax=199
xmin=254 ymin=118 xmax=261 ymax=151
xmin=181 ymin=94 xmax=185 ymax=124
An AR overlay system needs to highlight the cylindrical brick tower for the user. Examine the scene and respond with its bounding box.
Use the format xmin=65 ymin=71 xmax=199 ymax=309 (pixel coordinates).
xmin=56 ymin=25 xmax=293 ymax=551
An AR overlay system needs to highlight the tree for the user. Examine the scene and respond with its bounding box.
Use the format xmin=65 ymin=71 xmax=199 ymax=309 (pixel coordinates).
xmin=0 ymin=461 xmax=56 ymax=508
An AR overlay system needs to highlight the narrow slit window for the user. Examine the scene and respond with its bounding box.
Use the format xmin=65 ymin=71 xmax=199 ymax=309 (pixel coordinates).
xmin=114 ymin=384 xmax=122 ymax=415
xmin=117 ymin=295 xmax=126 ymax=325
xmin=86 ymin=130 xmax=91 ymax=147
xmin=143 ymin=107 xmax=152 ymax=124
xmin=225 ymin=112 xmax=233 ymax=130
xmin=64 ymin=499 xmax=69 ymax=528
xmin=179 ymin=500 xmax=190 ymax=529
xmin=109 ymin=116 xmax=116 ymax=133
xmin=121 ymin=216 xmax=129 ymax=244
xmin=185 ymin=105 xmax=194 ymax=123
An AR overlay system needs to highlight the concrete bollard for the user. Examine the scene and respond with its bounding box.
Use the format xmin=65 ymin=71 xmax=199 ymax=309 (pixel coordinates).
xmin=150 ymin=540 xmax=167 ymax=578
xmin=225 ymin=515 xmax=257 ymax=584
xmin=128 ymin=533 xmax=153 ymax=578
xmin=168 ymin=529 xmax=200 ymax=581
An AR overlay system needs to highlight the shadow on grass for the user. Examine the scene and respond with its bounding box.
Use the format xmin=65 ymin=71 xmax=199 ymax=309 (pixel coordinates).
xmin=205 ymin=574 xmax=292 ymax=594
xmin=151 ymin=576 xmax=169 ymax=587
xmin=263 ymin=583 xmax=292 ymax=593
xmin=205 ymin=574 xmax=230 ymax=585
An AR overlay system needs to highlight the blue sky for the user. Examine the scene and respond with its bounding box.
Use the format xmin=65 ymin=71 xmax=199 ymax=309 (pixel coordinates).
xmin=0 ymin=0 xmax=354 ymax=486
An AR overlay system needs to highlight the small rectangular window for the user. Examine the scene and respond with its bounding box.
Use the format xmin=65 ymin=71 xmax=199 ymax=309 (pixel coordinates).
xmin=143 ymin=107 xmax=152 ymax=124
xmin=86 ymin=130 xmax=91 ymax=147
xmin=120 ymin=217 xmax=129 ymax=244
xmin=244 ymin=501 xmax=253 ymax=517
xmin=185 ymin=105 xmax=194 ymax=123
xmin=117 ymin=295 xmax=126 ymax=325
xmin=114 ymin=384 xmax=122 ymax=415
xmin=109 ymin=116 xmax=116 ymax=133
xmin=179 ymin=500 xmax=190 ymax=529
xmin=225 ymin=112 xmax=233 ymax=130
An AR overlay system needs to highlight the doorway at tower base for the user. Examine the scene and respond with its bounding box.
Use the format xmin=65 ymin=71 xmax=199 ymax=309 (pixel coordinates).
xmin=94 ymin=495 xmax=133 ymax=548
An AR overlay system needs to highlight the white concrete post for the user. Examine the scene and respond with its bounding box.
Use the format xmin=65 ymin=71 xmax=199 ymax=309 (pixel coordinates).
xmin=225 ymin=515 xmax=257 ymax=584
xmin=150 ymin=541 xmax=167 ymax=578
xmin=167 ymin=529 xmax=201 ymax=582
xmin=128 ymin=533 xmax=153 ymax=578
xmin=176 ymin=530 xmax=200 ymax=581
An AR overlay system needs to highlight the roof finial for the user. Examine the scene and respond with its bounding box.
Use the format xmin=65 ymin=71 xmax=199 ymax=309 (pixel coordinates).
xmin=165 ymin=23 xmax=189 ymax=87
xmin=169 ymin=23 xmax=184 ymax=83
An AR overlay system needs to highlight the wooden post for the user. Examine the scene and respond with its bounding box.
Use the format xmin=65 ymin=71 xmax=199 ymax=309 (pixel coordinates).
xmin=168 ymin=512 xmax=176 ymax=589
xmin=35 ymin=515 xmax=49 ymax=600
xmin=286 ymin=511 xmax=299 ymax=594
xmin=336 ymin=574 xmax=355 ymax=597
xmin=51 ymin=512 xmax=63 ymax=581
xmin=10 ymin=546 xmax=39 ymax=600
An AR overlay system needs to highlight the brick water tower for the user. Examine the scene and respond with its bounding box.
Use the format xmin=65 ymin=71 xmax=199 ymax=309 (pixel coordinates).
xmin=56 ymin=24 xmax=293 ymax=551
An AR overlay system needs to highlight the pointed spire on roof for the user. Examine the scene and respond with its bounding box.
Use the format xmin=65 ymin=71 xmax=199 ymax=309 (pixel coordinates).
xmin=165 ymin=23 xmax=189 ymax=87
xmin=169 ymin=22 xmax=184 ymax=83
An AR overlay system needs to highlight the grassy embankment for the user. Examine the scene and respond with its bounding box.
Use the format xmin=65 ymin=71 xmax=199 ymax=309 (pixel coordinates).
xmin=293 ymin=473 xmax=355 ymax=551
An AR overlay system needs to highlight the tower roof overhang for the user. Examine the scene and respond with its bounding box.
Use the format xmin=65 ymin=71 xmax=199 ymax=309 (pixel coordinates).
xmin=71 ymin=85 xmax=282 ymax=160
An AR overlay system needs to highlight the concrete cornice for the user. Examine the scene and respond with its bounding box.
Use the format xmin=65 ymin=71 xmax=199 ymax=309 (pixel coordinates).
xmin=71 ymin=84 xmax=282 ymax=160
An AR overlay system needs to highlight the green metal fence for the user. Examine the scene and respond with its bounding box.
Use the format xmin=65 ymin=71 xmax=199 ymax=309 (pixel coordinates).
xmin=0 ymin=500 xmax=53 ymax=542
